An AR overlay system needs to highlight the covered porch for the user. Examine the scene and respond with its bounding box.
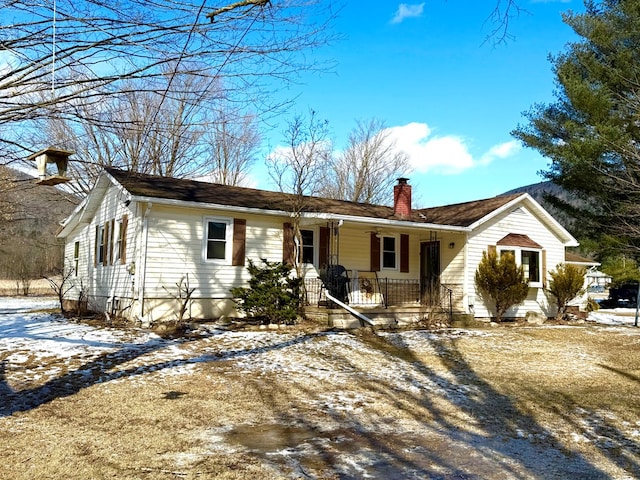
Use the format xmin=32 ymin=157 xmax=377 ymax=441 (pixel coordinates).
xmin=303 ymin=275 xmax=464 ymax=328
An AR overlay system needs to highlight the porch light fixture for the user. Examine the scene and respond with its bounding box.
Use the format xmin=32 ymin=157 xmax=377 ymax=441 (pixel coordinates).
xmin=448 ymin=242 xmax=455 ymax=249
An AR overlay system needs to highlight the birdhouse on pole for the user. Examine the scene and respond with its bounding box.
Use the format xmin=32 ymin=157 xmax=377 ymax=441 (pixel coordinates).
xmin=27 ymin=147 xmax=73 ymax=186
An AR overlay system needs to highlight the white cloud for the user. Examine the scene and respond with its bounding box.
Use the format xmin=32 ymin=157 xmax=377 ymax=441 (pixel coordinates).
xmin=384 ymin=123 xmax=520 ymax=175
xmin=391 ymin=3 xmax=425 ymax=24
xmin=479 ymin=140 xmax=521 ymax=165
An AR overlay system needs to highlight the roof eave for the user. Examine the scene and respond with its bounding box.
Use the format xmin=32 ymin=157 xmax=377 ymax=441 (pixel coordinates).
xmin=57 ymin=172 xmax=123 ymax=238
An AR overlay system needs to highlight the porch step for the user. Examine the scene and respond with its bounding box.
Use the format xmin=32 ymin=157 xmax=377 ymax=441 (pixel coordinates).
xmin=306 ymin=306 xmax=428 ymax=329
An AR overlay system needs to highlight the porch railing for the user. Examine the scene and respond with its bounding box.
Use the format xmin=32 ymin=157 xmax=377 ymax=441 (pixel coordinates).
xmin=304 ymin=276 xmax=459 ymax=315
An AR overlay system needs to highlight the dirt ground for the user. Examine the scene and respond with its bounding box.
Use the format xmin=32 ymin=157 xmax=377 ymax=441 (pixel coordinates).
xmin=1 ymin=305 xmax=639 ymax=479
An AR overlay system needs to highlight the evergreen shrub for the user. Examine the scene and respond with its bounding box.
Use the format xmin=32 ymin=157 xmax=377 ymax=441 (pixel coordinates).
xmin=230 ymin=258 xmax=302 ymax=325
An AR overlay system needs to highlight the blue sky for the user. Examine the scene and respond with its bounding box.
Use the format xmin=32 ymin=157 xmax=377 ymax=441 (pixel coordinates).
xmin=261 ymin=0 xmax=585 ymax=208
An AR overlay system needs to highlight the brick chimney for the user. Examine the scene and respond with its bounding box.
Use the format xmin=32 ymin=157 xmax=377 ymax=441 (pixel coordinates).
xmin=393 ymin=177 xmax=411 ymax=217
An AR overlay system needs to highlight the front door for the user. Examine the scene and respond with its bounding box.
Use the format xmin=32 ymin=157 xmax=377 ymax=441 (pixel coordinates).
xmin=420 ymin=241 xmax=441 ymax=305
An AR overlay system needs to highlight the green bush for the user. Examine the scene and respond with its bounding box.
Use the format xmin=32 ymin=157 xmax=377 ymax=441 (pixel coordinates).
xmin=548 ymin=263 xmax=585 ymax=320
xmin=230 ymin=258 xmax=303 ymax=325
xmin=475 ymin=250 xmax=529 ymax=322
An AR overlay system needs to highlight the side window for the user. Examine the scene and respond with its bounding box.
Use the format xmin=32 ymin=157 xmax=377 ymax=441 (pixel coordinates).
xmin=382 ymin=236 xmax=397 ymax=269
xmin=522 ymin=250 xmax=540 ymax=283
xmin=73 ymin=241 xmax=80 ymax=276
xmin=204 ymin=217 xmax=232 ymax=263
xmin=96 ymin=225 xmax=105 ymax=265
xmin=114 ymin=216 xmax=128 ymax=264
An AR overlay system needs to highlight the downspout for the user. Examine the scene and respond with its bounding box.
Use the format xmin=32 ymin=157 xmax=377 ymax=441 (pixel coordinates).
xmin=139 ymin=201 xmax=152 ymax=318
xmin=325 ymin=291 xmax=376 ymax=327
xmin=463 ymin=233 xmax=474 ymax=315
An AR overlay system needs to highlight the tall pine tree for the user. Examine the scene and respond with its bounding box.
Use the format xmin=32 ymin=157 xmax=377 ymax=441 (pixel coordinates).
xmin=513 ymin=0 xmax=640 ymax=257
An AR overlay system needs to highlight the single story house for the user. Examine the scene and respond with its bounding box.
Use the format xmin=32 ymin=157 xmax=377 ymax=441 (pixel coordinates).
xmin=57 ymin=168 xmax=579 ymax=326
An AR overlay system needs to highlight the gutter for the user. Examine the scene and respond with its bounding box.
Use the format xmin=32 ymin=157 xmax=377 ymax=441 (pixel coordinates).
xmin=139 ymin=201 xmax=152 ymax=318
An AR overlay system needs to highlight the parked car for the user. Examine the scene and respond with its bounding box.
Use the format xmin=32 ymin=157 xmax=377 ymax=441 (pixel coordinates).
xmin=608 ymin=281 xmax=639 ymax=307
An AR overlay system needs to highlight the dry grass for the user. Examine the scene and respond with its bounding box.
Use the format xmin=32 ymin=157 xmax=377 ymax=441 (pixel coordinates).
xmin=1 ymin=319 xmax=639 ymax=479
xmin=0 ymin=279 xmax=54 ymax=296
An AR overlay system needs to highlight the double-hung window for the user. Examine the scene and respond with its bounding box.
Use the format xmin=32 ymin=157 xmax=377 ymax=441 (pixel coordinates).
xmin=521 ymin=250 xmax=540 ymax=284
xmin=73 ymin=241 xmax=80 ymax=276
xmin=382 ymin=235 xmax=397 ymax=270
xmin=299 ymin=229 xmax=315 ymax=265
xmin=114 ymin=217 xmax=127 ymax=264
xmin=96 ymin=225 xmax=105 ymax=265
xmin=204 ymin=217 xmax=232 ymax=263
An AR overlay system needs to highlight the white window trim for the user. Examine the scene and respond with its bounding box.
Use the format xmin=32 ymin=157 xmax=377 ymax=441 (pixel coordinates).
xmin=298 ymin=228 xmax=318 ymax=266
xmin=114 ymin=221 xmax=121 ymax=263
xmin=381 ymin=234 xmax=399 ymax=271
xmin=497 ymin=246 xmax=542 ymax=288
xmin=97 ymin=224 xmax=105 ymax=265
xmin=73 ymin=241 xmax=80 ymax=276
xmin=202 ymin=216 xmax=233 ymax=264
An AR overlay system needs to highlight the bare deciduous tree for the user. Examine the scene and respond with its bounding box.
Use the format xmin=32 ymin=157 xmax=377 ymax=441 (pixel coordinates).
xmin=201 ymin=108 xmax=261 ymax=186
xmin=268 ymin=109 xmax=332 ymax=199
xmin=38 ymin=71 xmax=215 ymax=194
xmin=0 ymin=0 xmax=335 ymax=164
xmin=267 ymin=109 xmax=332 ymax=274
xmin=485 ymin=0 xmax=526 ymax=45
xmin=319 ymin=118 xmax=410 ymax=205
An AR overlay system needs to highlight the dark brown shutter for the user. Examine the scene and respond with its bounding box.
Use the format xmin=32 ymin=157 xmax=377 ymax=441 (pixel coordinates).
xmin=232 ymin=218 xmax=246 ymax=266
xmin=488 ymin=245 xmax=496 ymax=256
xmin=319 ymin=226 xmax=329 ymax=268
xmin=120 ymin=215 xmax=128 ymax=264
xmin=94 ymin=225 xmax=99 ymax=267
xmin=400 ymin=234 xmax=409 ymax=273
xmin=283 ymin=222 xmax=295 ymax=265
xmin=370 ymin=232 xmax=380 ymax=272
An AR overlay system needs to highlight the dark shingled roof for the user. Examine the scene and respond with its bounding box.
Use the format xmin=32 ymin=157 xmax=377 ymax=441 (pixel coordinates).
xmin=106 ymin=168 xmax=523 ymax=228
xmin=414 ymin=195 xmax=522 ymax=228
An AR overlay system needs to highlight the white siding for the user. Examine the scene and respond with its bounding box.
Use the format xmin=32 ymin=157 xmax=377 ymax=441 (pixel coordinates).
xmin=62 ymin=185 xmax=136 ymax=313
xmin=466 ymin=205 xmax=566 ymax=319
xmin=141 ymin=205 xmax=286 ymax=300
xmin=61 ymin=182 xmax=570 ymax=323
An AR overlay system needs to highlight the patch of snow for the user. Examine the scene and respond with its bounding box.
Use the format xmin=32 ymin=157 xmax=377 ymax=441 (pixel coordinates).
xmin=588 ymin=308 xmax=640 ymax=326
xmin=1 ymin=296 xmax=639 ymax=479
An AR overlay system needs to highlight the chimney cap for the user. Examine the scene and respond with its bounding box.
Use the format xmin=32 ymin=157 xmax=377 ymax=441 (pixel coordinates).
xmin=396 ymin=177 xmax=409 ymax=184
